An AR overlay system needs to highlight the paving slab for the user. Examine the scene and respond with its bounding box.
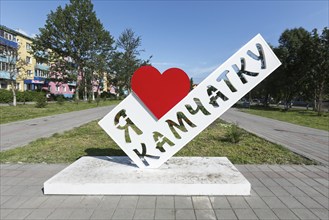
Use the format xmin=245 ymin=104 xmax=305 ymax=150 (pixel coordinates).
xmin=1 ymin=163 xmax=328 ymax=220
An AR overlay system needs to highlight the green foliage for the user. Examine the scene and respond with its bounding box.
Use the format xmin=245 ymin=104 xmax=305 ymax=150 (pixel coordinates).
xmin=223 ymin=123 xmax=243 ymax=143
xmin=33 ymin=0 xmax=115 ymax=100
xmin=251 ymin=27 xmax=329 ymax=114
xmin=109 ymin=28 xmax=151 ymax=92
xmin=241 ymin=106 xmax=329 ymax=131
xmin=96 ymin=95 xmax=101 ymax=106
xmin=0 ymin=89 xmax=12 ymax=103
xmin=35 ymin=95 xmax=47 ymax=108
xmin=56 ymin=95 xmax=65 ymax=105
xmin=190 ymin=77 xmax=194 ymax=90
xmin=0 ymin=100 xmax=120 ymax=124
xmin=0 ymin=120 xmax=316 ymax=165
xmin=0 ymin=89 xmax=46 ymax=103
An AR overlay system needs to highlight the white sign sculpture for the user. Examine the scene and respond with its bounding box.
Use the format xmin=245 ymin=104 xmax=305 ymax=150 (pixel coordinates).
xmin=99 ymin=34 xmax=281 ymax=168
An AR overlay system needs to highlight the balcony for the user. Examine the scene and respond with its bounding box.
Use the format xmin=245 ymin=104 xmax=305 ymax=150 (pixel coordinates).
xmin=0 ymin=56 xmax=17 ymax=63
xmin=35 ymin=63 xmax=49 ymax=71
xmin=0 ymin=36 xmax=18 ymax=49
xmin=0 ymin=71 xmax=16 ymax=80
xmin=67 ymin=81 xmax=77 ymax=86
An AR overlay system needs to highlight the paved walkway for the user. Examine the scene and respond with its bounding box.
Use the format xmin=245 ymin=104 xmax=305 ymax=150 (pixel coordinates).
xmin=0 ymin=163 xmax=328 ymax=220
xmin=0 ymin=105 xmax=115 ymax=151
xmin=221 ymin=109 xmax=329 ymax=166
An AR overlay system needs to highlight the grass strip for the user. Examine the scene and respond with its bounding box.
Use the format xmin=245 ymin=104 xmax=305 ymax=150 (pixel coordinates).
xmin=0 ymin=119 xmax=317 ymax=165
xmin=239 ymin=106 xmax=329 ymax=131
xmin=0 ymin=100 xmax=120 ymax=124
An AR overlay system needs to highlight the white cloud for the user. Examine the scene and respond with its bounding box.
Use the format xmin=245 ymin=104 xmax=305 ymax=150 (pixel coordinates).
xmin=150 ymin=61 xmax=221 ymax=84
xmin=183 ymin=64 xmax=225 ymax=84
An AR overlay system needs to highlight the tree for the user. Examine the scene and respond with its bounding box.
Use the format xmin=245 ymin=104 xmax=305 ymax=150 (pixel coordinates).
xmin=86 ymin=42 xmax=113 ymax=101
xmin=303 ymin=28 xmax=329 ymax=115
xmin=251 ymin=27 xmax=328 ymax=114
xmin=0 ymin=43 xmax=26 ymax=106
xmin=190 ymin=77 xmax=194 ymax=90
xmin=278 ymin=28 xmax=312 ymax=107
xmin=110 ymin=28 xmax=151 ymax=94
xmin=33 ymin=0 xmax=114 ymax=100
xmin=251 ymin=45 xmax=283 ymax=106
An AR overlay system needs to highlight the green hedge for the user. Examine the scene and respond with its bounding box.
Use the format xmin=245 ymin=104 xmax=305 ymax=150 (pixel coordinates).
xmin=0 ymin=89 xmax=45 ymax=103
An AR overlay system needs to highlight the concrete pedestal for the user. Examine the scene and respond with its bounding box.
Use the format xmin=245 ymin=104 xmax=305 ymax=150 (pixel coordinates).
xmin=44 ymin=156 xmax=250 ymax=195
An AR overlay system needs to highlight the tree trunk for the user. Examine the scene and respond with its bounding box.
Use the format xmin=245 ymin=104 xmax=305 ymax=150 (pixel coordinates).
xmin=264 ymin=93 xmax=269 ymax=107
xmin=84 ymin=76 xmax=88 ymax=101
xmin=10 ymin=81 xmax=17 ymax=106
xmin=75 ymin=87 xmax=79 ymax=101
xmin=317 ymin=81 xmax=324 ymax=116
xmin=92 ymin=90 xmax=95 ymax=101
xmin=313 ymin=89 xmax=317 ymax=112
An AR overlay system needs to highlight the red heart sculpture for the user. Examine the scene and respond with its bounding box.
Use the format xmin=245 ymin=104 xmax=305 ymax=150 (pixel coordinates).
xmin=131 ymin=66 xmax=190 ymax=120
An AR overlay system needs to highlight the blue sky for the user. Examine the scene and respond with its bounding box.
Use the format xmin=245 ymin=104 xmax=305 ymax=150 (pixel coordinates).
xmin=1 ymin=0 xmax=328 ymax=83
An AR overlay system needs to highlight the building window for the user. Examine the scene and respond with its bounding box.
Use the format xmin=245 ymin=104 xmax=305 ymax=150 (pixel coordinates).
xmin=26 ymin=43 xmax=32 ymax=51
xmin=27 ymin=70 xmax=32 ymax=76
xmin=1 ymin=62 xmax=6 ymax=71
xmin=63 ymin=86 xmax=66 ymax=92
xmin=0 ymin=48 xmax=4 ymax=56
xmin=35 ymin=69 xmax=48 ymax=78
xmin=56 ymin=85 xmax=60 ymax=92
xmin=0 ymin=62 xmax=15 ymax=72
xmin=0 ymin=82 xmax=8 ymax=89
xmin=9 ymin=64 xmax=15 ymax=72
xmin=2 ymin=32 xmax=14 ymax=41
xmin=26 ymin=56 xmax=31 ymax=64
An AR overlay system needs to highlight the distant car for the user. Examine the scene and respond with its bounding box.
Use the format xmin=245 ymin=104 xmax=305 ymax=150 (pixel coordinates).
xmin=236 ymin=99 xmax=250 ymax=108
xmin=252 ymin=99 xmax=260 ymax=105
xmin=291 ymin=100 xmax=309 ymax=107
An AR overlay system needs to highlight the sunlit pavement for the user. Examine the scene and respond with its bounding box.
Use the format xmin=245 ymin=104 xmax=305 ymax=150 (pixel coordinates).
xmin=1 ymin=163 xmax=328 ymax=220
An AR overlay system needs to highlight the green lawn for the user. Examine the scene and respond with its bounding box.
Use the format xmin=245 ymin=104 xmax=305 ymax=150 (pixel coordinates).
xmin=0 ymin=99 xmax=120 ymax=124
xmin=0 ymin=119 xmax=316 ymax=165
xmin=240 ymin=106 xmax=329 ymax=131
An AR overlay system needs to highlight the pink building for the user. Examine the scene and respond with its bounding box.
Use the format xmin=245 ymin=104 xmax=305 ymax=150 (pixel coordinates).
xmin=48 ymin=81 xmax=76 ymax=98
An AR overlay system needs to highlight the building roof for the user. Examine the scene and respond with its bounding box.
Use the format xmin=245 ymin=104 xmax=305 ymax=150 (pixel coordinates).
xmin=0 ymin=25 xmax=33 ymax=41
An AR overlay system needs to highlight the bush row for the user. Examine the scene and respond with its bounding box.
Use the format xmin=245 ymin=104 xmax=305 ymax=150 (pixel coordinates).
xmin=0 ymin=89 xmax=46 ymax=103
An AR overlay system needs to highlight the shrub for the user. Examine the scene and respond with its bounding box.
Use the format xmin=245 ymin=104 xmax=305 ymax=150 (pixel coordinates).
xmin=0 ymin=89 xmax=12 ymax=103
xmin=0 ymin=90 xmax=48 ymax=104
xmin=56 ymin=95 xmax=65 ymax=105
xmin=96 ymin=96 xmax=101 ymax=106
xmin=223 ymin=123 xmax=243 ymax=143
xmin=15 ymin=91 xmax=25 ymax=103
xmin=35 ymin=95 xmax=47 ymax=108
xmin=16 ymin=91 xmax=45 ymax=102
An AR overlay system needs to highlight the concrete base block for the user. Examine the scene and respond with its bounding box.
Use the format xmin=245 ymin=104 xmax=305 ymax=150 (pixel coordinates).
xmin=44 ymin=156 xmax=251 ymax=195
